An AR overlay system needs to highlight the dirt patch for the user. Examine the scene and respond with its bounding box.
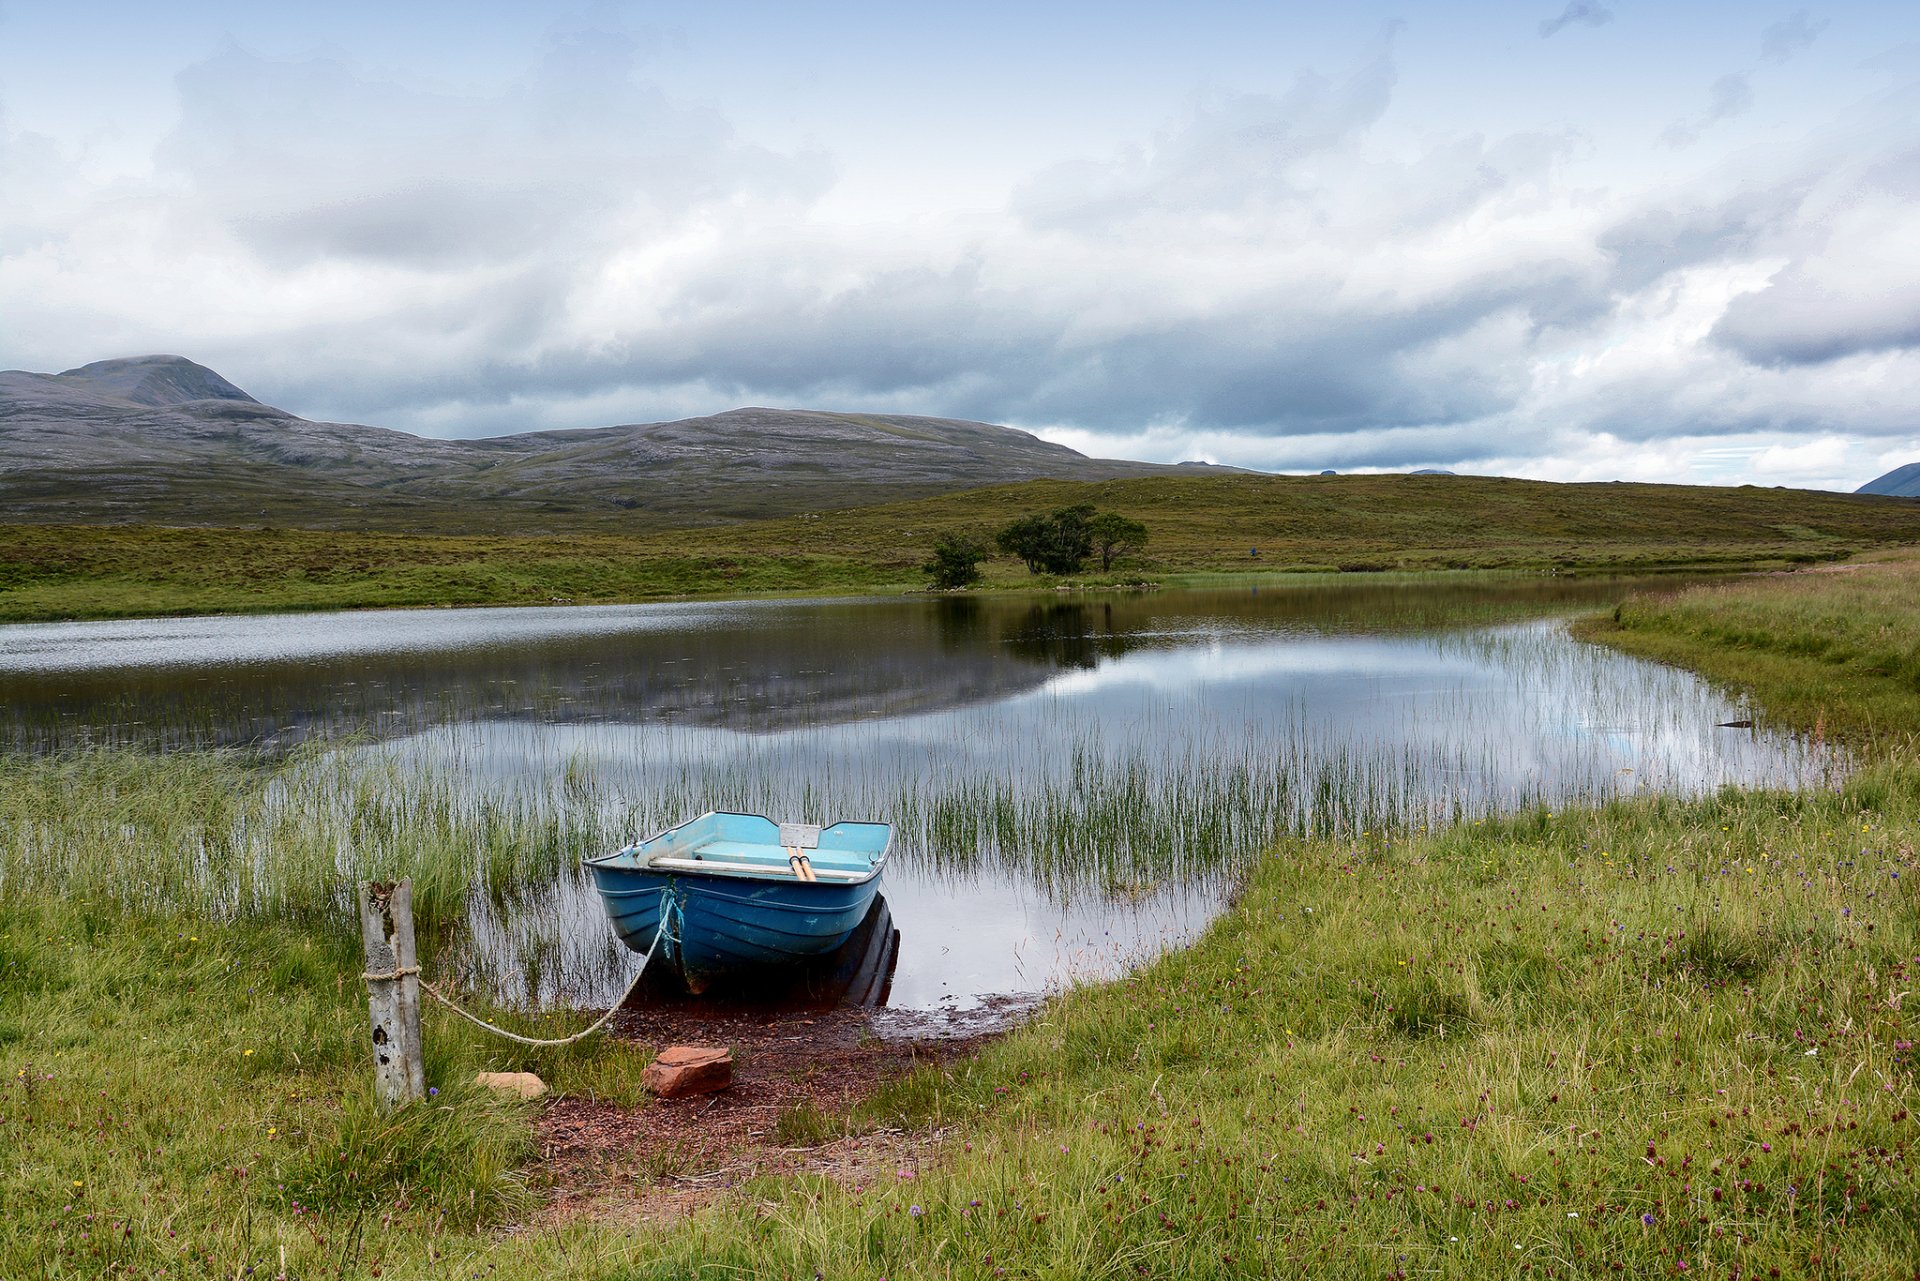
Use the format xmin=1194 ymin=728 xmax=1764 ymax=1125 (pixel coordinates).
xmin=531 ymin=998 xmax=1032 ymax=1225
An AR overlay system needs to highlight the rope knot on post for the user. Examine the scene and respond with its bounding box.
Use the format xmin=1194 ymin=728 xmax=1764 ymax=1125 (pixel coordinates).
xmin=359 ymin=965 xmax=422 ymax=982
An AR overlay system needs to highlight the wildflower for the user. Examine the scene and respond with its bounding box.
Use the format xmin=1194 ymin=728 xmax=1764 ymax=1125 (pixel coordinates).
xmin=243 ymin=1050 xmax=253 ymax=1057
xmin=908 ymin=1205 xmax=923 ymax=1218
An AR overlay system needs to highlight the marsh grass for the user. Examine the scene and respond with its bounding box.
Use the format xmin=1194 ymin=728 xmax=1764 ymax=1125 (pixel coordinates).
xmin=1578 ymin=553 xmax=1920 ymax=745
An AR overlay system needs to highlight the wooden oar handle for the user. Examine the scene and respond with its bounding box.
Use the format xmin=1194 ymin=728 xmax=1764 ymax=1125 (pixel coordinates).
xmin=786 ymin=848 xmax=818 ymax=882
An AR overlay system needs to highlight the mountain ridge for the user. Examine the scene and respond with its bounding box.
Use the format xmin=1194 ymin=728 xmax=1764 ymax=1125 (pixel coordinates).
xmin=0 ymin=355 xmax=1235 ymax=531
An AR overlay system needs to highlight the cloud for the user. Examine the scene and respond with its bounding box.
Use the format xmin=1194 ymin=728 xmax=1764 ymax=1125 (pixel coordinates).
xmin=1597 ymin=181 xmax=1814 ymax=293
xmin=1015 ymin=29 xmax=1401 ymax=231
xmin=1713 ymin=260 xmax=1920 ymax=366
xmin=1750 ymin=435 xmax=1850 ymax=477
xmin=160 ymin=33 xmax=824 ymax=271
xmin=1709 ymin=92 xmax=1920 ymax=366
xmin=5 ymin=18 xmax=1920 ymax=493
xmin=1662 ymin=72 xmax=1755 ymax=147
xmin=1761 ymin=10 xmax=1827 ymax=63
xmin=1538 ymin=3 xmax=1614 ymax=39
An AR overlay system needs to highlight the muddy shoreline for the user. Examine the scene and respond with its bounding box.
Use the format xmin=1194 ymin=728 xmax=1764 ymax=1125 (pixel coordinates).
xmin=533 ymin=995 xmax=1037 ymax=1222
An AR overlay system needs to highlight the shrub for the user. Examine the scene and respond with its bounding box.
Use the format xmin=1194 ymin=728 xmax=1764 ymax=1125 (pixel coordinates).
xmin=922 ymin=534 xmax=989 ymax=589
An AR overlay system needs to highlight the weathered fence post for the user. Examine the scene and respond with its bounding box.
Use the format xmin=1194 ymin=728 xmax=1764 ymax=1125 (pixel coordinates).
xmin=359 ymin=880 xmax=426 ymax=1111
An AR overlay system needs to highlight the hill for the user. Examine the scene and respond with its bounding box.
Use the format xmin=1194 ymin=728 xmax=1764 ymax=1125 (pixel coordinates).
xmin=645 ymin=471 xmax=1920 ymax=574
xmin=0 ymin=355 xmax=1229 ymax=530
xmin=1858 ymin=461 xmax=1920 ymax=498
xmin=1 ymin=471 xmax=1916 ymax=621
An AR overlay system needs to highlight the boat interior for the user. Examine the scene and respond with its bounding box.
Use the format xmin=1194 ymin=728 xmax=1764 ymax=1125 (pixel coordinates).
xmin=606 ymin=811 xmax=888 ymax=882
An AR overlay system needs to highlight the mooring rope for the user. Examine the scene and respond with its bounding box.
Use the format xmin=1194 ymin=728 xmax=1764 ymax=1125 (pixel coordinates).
xmin=367 ymin=903 xmax=674 ymax=1050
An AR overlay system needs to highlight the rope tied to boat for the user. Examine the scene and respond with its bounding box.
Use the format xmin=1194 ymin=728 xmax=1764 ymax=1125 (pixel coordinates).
xmin=368 ymin=903 xmax=674 ymax=1050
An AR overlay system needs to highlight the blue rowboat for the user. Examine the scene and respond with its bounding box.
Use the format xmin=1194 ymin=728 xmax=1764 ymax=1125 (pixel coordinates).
xmin=584 ymin=812 xmax=891 ymax=994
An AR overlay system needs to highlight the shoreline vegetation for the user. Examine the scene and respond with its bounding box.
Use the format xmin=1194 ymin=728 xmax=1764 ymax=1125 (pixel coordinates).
xmin=2 ymin=470 xmax=1918 ymax=622
xmin=3 ymin=556 xmax=1919 ymax=1276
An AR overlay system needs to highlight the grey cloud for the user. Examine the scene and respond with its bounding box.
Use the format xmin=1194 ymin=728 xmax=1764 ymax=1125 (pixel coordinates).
xmin=993 ymin=288 xmax=1547 ymax=436
xmin=1761 ymin=10 xmax=1827 ymax=63
xmin=1538 ymin=3 xmax=1614 ymax=39
xmin=1598 ymin=182 xmax=1813 ymax=291
xmin=294 ymin=247 xmax=1567 ymax=449
xmin=1714 ymin=272 xmax=1920 ymax=366
xmin=161 ymin=32 xmax=825 ymax=270
xmin=284 ymin=257 xmax=1066 ymax=429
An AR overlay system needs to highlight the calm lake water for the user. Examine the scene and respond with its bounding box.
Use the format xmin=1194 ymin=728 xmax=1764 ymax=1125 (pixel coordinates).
xmin=0 ymin=576 xmax=1831 ymax=1012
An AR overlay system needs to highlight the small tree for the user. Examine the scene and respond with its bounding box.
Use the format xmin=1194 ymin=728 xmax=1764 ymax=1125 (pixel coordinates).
xmin=995 ymin=515 xmax=1055 ymax=574
xmin=923 ymin=533 xmax=989 ymax=589
xmin=997 ymin=503 xmax=1098 ymax=575
xmin=1048 ymin=503 xmax=1097 ymax=572
xmin=1087 ymin=512 xmax=1149 ymax=570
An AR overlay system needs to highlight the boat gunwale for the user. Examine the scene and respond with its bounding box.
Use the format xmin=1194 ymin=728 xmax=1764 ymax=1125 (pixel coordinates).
xmin=583 ymin=809 xmax=891 ymax=888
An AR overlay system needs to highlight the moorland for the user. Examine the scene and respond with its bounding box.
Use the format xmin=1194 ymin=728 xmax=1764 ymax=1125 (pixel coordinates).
xmin=4 ymin=470 xmax=1919 ymax=622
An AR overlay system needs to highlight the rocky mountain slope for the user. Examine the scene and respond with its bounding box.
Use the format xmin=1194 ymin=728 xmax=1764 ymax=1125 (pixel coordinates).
xmin=0 ymin=355 xmax=1228 ymax=530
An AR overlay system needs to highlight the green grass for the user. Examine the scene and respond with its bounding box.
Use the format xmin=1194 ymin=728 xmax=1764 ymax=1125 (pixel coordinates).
xmin=3 ymin=556 xmax=1920 ymax=1277
xmin=3 ymin=470 xmax=1917 ymax=620
xmin=1577 ymin=553 xmax=1920 ymax=745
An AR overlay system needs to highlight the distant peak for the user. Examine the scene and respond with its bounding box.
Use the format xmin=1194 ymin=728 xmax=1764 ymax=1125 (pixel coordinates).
xmin=56 ymin=355 xmax=260 ymax=407
xmin=1857 ymin=461 xmax=1920 ymax=498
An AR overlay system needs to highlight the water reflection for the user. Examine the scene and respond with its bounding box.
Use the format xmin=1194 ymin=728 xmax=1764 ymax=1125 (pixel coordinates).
xmin=0 ymin=576 xmax=1831 ymax=1011
xmin=0 ymin=576 xmax=1714 ymax=752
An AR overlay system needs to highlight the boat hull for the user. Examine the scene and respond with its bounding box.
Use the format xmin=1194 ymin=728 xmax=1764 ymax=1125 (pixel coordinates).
xmin=585 ymin=812 xmax=890 ymax=994
xmin=587 ymin=861 xmax=883 ymax=992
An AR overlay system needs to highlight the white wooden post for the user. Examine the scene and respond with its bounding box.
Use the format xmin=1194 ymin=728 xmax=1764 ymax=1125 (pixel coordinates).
xmin=359 ymin=880 xmax=426 ymax=1110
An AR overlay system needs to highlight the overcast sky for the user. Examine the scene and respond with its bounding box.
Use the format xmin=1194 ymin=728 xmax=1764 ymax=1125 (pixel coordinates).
xmin=2 ymin=1 xmax=1917 ymax=489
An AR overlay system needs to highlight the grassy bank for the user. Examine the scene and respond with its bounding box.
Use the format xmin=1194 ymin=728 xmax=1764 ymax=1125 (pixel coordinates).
xmin=3 ymin=563 xmax=1918 ymax=1277
xmin=3 ymin=471 xmax=1917 ymax=621
xmin=1578 ymin=554 xmax=1920 ymax=745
